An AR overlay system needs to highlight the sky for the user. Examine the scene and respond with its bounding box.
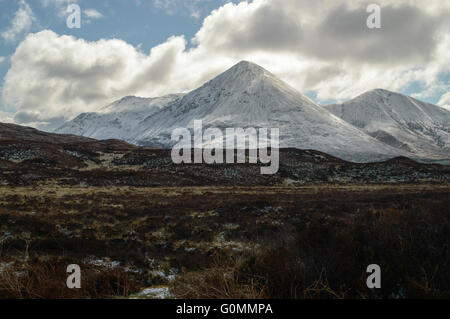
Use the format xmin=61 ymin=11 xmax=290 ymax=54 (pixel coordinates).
xmin=0 ymin=0 xmax=449 ymax=130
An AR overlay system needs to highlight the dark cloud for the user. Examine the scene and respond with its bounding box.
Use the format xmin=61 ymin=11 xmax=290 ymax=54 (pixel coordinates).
xmin=14 ymin=110 xmax=65 ymax=130
xmin=308 ymin=3 xmax=443 ymax=64
xmin=303 ymin=65 xmax=345 ymax=87
xmin=200 ymin=1 xmax=447 ymax=66
xmin=226 ymin=4 xmax=302 ymax=52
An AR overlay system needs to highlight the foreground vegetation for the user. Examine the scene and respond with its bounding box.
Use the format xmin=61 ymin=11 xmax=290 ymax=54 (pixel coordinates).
xmin=0 ymin=184 xmax=448 ymax=299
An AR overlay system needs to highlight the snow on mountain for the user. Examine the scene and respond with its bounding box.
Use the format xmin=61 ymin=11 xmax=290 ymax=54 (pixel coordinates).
xmin=325 ymin=89 xmax=450 ymax=160
xmin=58 ymin=61 xmax=449 ymax=162
xmin=132 ymin=61 xmax=403 ymax=162
xmin=55 ymin=94 xmax=184 ymax=141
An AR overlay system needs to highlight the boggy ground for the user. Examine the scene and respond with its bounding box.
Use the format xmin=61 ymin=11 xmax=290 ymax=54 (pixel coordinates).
xmin=0 ymin=184 xmax=449 ymax=299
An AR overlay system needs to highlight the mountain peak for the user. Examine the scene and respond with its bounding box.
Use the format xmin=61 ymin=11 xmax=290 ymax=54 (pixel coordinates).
xmin=225 ymin=60 xmax=272 ymax=77
xmin=200 ymin=60 xmax=293 ymax=98
xmin=233 ymin=60 xmax=263 ymax=69
xmin=190 ymin=60 xmax=316 ymax=111
xmin=325 ymin=87 xmax=450 ymax=159
xmin=235 ymin=60 xmax=254 ymax=66
xmin=56 ymin=57 xmax=413 ymax=162
xmin=361 ymin=88 xmax=396 ymax=98
xmin=371 ymin=88 xmax=392 ymax=93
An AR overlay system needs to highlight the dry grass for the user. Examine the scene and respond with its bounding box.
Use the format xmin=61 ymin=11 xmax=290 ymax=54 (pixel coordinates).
xmin=172 ymin=256 xmax=266 ymax=299
xmin=0 ymin=259 xmax=141 ymax=299
xmin=1 ymin=183 xmax=449 ymax=299
xmin=172 ymin=199 xmax=450 ymax=299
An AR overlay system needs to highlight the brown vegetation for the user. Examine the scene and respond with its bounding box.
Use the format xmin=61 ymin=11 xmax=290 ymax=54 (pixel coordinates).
xmin=0 ymin=184 xmax=448 ymax=299
xmin=0 ymin=258 xmax=141 ymax=299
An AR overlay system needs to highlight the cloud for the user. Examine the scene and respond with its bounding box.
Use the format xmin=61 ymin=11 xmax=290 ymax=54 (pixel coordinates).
xmin=40 ymin=0 xmax=79 ymax=18
xmin=40 ymin=0 xmax=76 ymax=7
xmin=1 ymin=0 xmax=35 ymax=43
xmin=1 ymin=31 xmax=191 ymax=129
xmin=2 ymin=0 xmax=450 ymax=129
xmin=191 ymin=0 xmax=450 ymax=101
xmin=304 ymin=3 xmax=441 ymax=64
xmin=438 ymin=92 xmax=450 ymax=110
xmin=84 ymin=9 xmax=103 ymax=19
xmin=0 ymin=56 xmax=5 ymax=64
xmin=152 ymin=0 xmax=207 ymax=18
xmin=0 ymin=111 xmax=15 ymax=123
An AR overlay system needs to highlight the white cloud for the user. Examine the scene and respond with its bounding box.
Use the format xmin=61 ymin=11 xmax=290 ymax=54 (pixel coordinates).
xmin=2 ymin=31 xmax=192 ymax=128
xmin=2 ymin=0 xmax=450 ymax=129
xmin=0 ymin=110 xmax=15 ymax=123
xmin=40 ymin=0 xmax=76 ymax=7
xmin=190 ymin=0 xmax=450 ymax=102
xmin=84 ymin=9 xmax=103 ymax=19
xmin=40 ymin=0 xmax=79 ymax=18
xmin=0 ymin=56 xmax=5 ymax=64
xmin=152 ymin=0 xmax=206 ymax=18
xmin=1 ymin=0 xmax=35 ymax=43
xmin=438 ymin=92 xmax=450 ymax=110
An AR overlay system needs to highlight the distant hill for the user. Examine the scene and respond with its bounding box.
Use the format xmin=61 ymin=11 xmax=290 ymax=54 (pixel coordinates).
xmin=325 ymin=89 xmax=450 ymax=160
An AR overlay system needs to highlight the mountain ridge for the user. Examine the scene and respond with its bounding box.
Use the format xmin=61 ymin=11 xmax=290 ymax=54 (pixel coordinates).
xmin=54 ymin=61 xmax=449 ymax=162
xmin=325 ymin=88 xmax=450 ymax=160
xmin=128 ymin=61 xmax=404 ymax=162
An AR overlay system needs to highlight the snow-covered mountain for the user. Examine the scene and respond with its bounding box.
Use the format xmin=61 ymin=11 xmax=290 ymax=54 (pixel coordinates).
xmin=128 ymin=61 xmax=403 ymax=161
xmin=56 ymin=94 xmax=184 ymax=141
xmin=56 ymin=61 xmax=436 ymax=162
xmin=325 ymin=89 xmax=450 ymax=160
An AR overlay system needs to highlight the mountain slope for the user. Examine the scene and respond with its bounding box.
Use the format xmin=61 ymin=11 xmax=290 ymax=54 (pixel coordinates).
xmin=132 ymin=61 xmax=403 ymax=162
xmin=325 ymin=89 xmax=450 ymax=160
xmin=56 ymin=94 xmax=184 ymax=141
xmin=0 ymin=122 xmax=136 ymax=169
xmin=0 ymin=122 xmax=95 ymax=144
xmin=55 ymin=61 xmax=410 ymax=162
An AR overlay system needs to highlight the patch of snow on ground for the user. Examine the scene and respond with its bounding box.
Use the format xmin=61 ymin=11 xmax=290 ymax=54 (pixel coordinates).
xmin=132 ymin=287 xmax=171 ymax=299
